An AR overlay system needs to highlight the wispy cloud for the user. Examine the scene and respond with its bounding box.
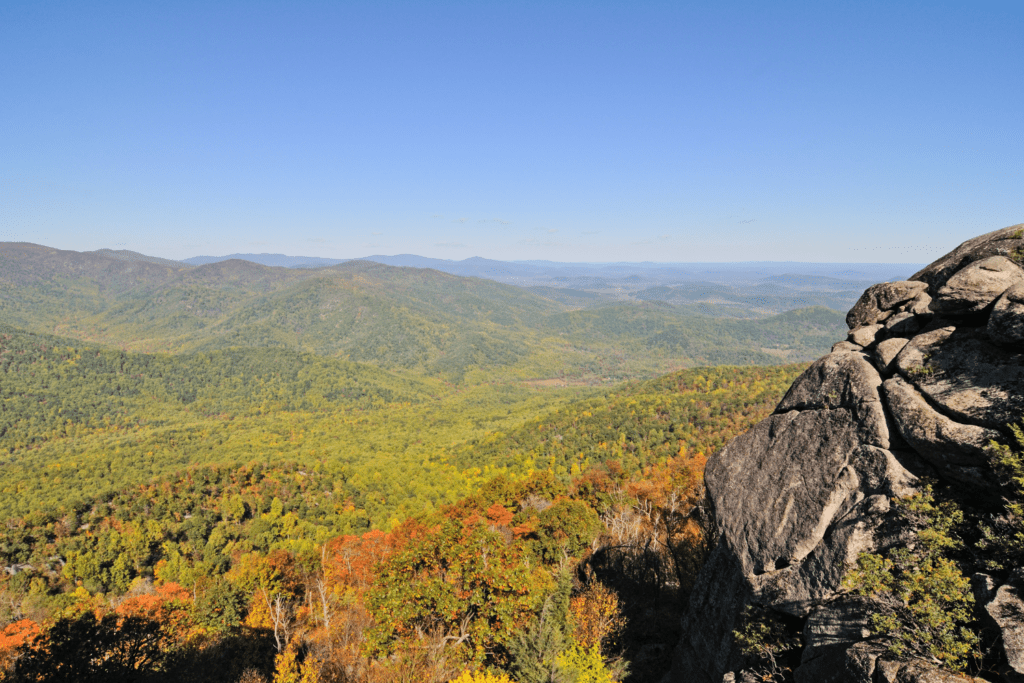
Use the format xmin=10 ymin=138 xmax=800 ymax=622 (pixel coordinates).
xmin=431 ymin=214 xmax=443 ymax=219
xmin=308 ymin=237 xmax=329 ymax=244
xmin=249 ymin=241 xmax=269 ymax=246
xmin=371 ymin=231 xmax=384 ymax=236
xmin=435 ymin=241 xmax=466 ymax=248
xmin=738 ymin=219 xmax=756 ymax=224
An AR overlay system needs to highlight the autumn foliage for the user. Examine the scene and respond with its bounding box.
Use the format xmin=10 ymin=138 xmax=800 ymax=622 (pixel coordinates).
xmin=0 ymin=362 xmax=800 ymax=682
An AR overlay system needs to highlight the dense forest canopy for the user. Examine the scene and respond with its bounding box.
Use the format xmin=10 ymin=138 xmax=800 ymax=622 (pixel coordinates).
xmin=0 ymin=244 xmax=824 ymax=682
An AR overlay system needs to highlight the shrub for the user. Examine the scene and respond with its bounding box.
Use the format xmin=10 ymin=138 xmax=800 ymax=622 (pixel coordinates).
xmin=555 ymin=643 xmax=614 ymax=683
xmin=845 ymin=486 xmax=978 ymax=671
xmin=732 ymin=606 xmax=799 ymax=682
xmin=449 ymin=671 xmax=516 ymax=683
xmin=980 ymin=422 xmax=1024 ymax=570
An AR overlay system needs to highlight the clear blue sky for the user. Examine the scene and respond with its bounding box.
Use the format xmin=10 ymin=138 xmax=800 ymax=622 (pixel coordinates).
xmin=2 ymin=1 xmax=1021 ymax=262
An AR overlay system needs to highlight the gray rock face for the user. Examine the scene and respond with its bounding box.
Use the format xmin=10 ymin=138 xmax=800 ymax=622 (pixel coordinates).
xmin=986 ymin=583 xmax=1024 ymax=676
xmin=706 ymin=353 xmax=894 ymax=611
xmin=874 ymin=337 xmax=909 ymax=375
xmin=894 ymin=325 xmax=1024 ymax=429
xmin=847 ymin=281 xmax=929 ymax=329
xmin=989 ymin=283 xmax=1024 ymax=347
xmin=848 ymin=324 xmax=884 ymax=348
xmin=931 ymin=256 xmax=1024 ymax=315
xmin=796 ymin=643 xmax=976 ymax=683
xmin=668 ymin=225 xmax=1024 ymax=683
xmin=669 ymin=542 xmax=752 ymax=683
xmin=708 ymin=409 xmax=867 ymax=591
xmin=882 ymin=376 xmax=1002 ymax=494
xmin=912 ymin=223 xmax=1024 ymax=291
xmin=795 ymin=641 xmax=881 ymax=683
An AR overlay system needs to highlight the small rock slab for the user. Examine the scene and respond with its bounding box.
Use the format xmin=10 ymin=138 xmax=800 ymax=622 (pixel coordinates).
xmin=902 ymin=292 xmax=933 ymax=317
xmin=801 ymin=596 xmax=875 ymax=662
xmin=884 ymin=312 xmax=922 ymax=337
xmin=874 ymin=338 xmax=909 ymax=375
xmin=931 ymin=256 xmax=1024 ymax=315
xmin=848 ymin=324 xmax=884 ymax=348
xmin=847 ymin=281 xmax=929 ymax=329
xmin=989 ymin=283 xmax=1024 ymax=347
xmin=894 ymin=325 xmax=1024 ymax=429
xmin=832 ymin=341 xmax=863 ymax=354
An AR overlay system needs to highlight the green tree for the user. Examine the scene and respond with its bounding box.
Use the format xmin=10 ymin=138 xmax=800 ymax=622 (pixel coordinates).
xmin=509 ymin=572 xmax=573 ymax=683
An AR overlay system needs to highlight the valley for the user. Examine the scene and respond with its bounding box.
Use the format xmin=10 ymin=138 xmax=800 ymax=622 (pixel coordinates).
xmin=0 ymin=242 xmax=838 ymax=682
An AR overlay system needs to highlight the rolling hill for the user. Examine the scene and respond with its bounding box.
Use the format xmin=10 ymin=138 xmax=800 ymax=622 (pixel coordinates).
xmin=0 ymin=243 xmax=845 ymax=381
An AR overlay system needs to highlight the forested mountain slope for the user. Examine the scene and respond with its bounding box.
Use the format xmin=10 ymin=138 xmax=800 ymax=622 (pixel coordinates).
xmin=0 ymin=357 xmax=803 ymax=681
xmin=0 ymin=323 xmax=804 ymax=526
xmin=0 ymin=243 xmax=843 ymax=381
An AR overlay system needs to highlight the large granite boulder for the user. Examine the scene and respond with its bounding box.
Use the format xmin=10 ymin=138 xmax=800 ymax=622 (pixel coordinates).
xmin=912 ymin=224 xmax=1024 ymax=291
xmin=668 ymin=225 xmax=1024 ymax=683
xmin=846 ymin=281 xmax=929 ymax=329
xmin=989 ymin=283 xmax=1024 ymax=348
xmin=893 ymin=325 xmax=1024 ymax=429
xmin=931 ymin=256 xmax=1024 ymax=315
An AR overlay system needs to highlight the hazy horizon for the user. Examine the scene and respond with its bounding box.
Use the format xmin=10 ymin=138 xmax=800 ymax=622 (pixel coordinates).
xmin=3 ymin=2 xmax=1021 ymax=263
xmin=78 ymin=244 xmax=925 ymax=269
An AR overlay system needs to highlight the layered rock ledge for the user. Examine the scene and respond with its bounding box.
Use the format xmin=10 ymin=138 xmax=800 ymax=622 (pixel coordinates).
xmin=668 ymin=224 xmax=1024 ymax=683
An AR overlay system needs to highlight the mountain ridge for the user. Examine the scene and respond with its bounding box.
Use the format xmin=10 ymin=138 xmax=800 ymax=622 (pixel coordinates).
xmin=0 ymin=242 xmax=847 ymax=383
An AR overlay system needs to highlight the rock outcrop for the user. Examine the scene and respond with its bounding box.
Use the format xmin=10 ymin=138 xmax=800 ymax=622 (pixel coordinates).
xmin=668 ymin=225 xmax=1024 ymax=683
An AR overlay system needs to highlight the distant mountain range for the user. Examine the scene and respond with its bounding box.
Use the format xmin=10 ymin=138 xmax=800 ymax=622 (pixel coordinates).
xmin=172 ymin=250 xmax=925 ymax=315
xmin=180 ymin=251 xmax=922 ymax=283
xmin=1 ymin=242 xmax=860 ymax=381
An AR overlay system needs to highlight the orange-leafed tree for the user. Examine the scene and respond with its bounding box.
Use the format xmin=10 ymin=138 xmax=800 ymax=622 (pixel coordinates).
xmin=569 ymin=581 xmax=625 ymax=652
xmin=323 ymin=529 xmax=394 ymax=594
xmin=0 ymin=619 xmax=40 ymax=674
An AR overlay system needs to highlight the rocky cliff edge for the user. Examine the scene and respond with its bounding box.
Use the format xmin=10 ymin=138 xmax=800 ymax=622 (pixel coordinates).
xmin=668 ymin=224 xmax=1024 ymax=683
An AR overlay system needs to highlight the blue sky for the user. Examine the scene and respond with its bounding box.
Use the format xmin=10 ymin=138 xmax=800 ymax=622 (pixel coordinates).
xmin=1 ymin=1 xmax=1021 ymax=262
